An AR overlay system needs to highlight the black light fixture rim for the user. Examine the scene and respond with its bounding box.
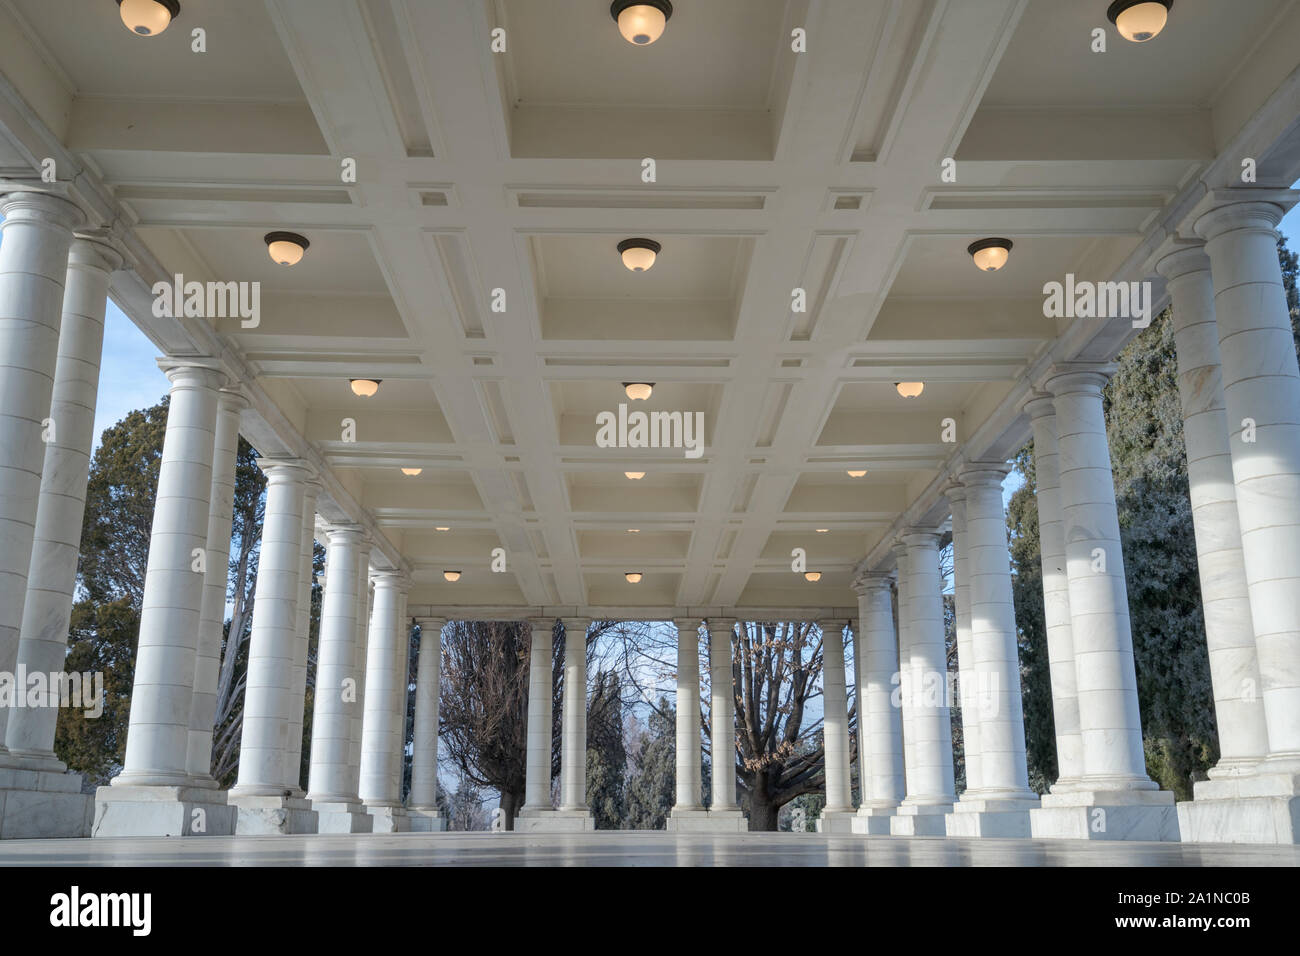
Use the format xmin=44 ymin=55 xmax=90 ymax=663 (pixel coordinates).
xmin=617 ymin=237 xmax=662 ymax=255
xmin=610 ymin=0 xmax=673 ymax=23
xmin=967 ymin=237 xmax=1013 ymax=256
xmin=265 ymin=231 xmax=310 ymax=251
xmin=622 ymin=381 xmax=656 ymax=388
xmin=117 ymin=0 xmax=181 ymax=18
xmin=350 ymin=377 xmax=383 ymax=386
xmin=1107 ymin=0 xmax=1171 ymax=26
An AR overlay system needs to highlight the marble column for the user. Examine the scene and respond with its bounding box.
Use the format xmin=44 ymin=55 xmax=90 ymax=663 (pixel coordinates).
xmin=706 ymin=618 xmax=745 ymax=829
xmin=305 ymin=525 xmax=372 ymax=832
xmin=358 ymin=572 xmax=409 ymax=831
xmin=1186 ymin=196 xmax=1300 ymax=843
xmin=892 ymin=540 xmax=917 ymax=787
xmin=559 ymin=617 xmax=592 ymax=821
xmin=892 ymin=530 xmax=955 ymax=835
xmin=948 ymin=465 xmax=1039 ymax=837
xmin=94 ymin=358 xmax=236 ymax=838
xmin=390 ymin=589 xmax=411 ymax=810
xmin=517 ymin=618 xmax=556 ymax=827
xmin=283 ymin=480 xmax=319 ymax=795
xmin=666 ymin=617 xmax=706 ymax=830
xmin=184 ymin=388 xmax=246 ymax=786
xmin=228 ymin=459 xmax=317 ymax=834
xmin=1025 ymin=394 xmax=1084 ymax=790
xmin=1029 ymin=366 xmax=1176 ymax=841
xmin=945 ymin=484 xmax=982 ymax=796
xmin=0 ymin=190 xmax=83 ymax=762
xmin=7 ymin=238 xmax=121 ymax=767
xmin=851 ymin=573 xmax=904 ymax=834
xmin=816 ymin=619 xmax=854 ymax=832
xmin=409 ymin=616 xmax=446 ymax=830
xmin=0 ymin=233 xmax=114 ymax=839
xmin=346 ymin=543 xmax=372 ymax=796
xmin=1157 ymin=244 xmax=1268 ymax=777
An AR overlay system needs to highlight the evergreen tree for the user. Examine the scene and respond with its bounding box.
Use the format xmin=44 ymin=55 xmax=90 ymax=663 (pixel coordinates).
xmin=624 ymin=700 xmax=677 ymax=829
xmin=586 ymin=670 xmax=626 ymax=829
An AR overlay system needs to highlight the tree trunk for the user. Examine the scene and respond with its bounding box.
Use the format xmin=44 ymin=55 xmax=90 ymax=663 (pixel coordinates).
xmin=748 ymin=795 xmax=778 ymax=831
xmin=500 ymin=789 xmax=523 ymax=830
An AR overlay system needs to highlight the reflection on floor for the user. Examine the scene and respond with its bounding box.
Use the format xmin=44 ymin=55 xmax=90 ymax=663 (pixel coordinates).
xmin=2 ymin=830 xmax=1299 ymax=866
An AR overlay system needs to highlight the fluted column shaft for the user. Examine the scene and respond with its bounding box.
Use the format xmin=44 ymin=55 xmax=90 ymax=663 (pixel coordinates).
xmin=523 ymin=618 xmax=554 ymax=809
xmin=853 ymin=575 xmax=904 ymax=807
xmin=410 ymin=617 xmax=445 ymax=810
xmin=7 ymin=236 xmax=120 ymax=763
xmin=0 ymin=190 xmax=83 ymax=755
xmin=231 ymin=459 xmax=311 ymax=795
xmin=1157 ymin=244 xmax=1269 ymax=774
xmin=306 ymin=526 xmax=364 ymax=803
xmin=900 ymin=531 xmax=955 ymax=804
xmin=672 ymin=617 xmax=703 ymax=810
xmin=1196 ymin=199 xmax=1300 ymax=770
xmin=346 ymin=545 xmax=372 ymax=793
xmin=820 ymin=619 xmax=852 ymax=810
xmin=1025 ymin=395 xmax=1084 ymax=788
xmin=946 ymin=486 xmax=981 ymax=794
xmin=1047 ymin=367 xmax=1154 ymax=789
xmin=708 ymin=618 xmax=737 ymax=810
xmin=560 ymin=617 xmax=590 ymax=811
xmin=358 ymin=573 xmax=406 ymax=806
xmin=960 ymin=464 xmax=1034 ymax=798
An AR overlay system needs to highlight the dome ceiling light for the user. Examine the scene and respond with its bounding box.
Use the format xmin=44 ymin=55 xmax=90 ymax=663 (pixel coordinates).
xmin=618 ymin=238 xmax=661 ymax=272
xmin=625 ymin=572 xmax=644 ymax=583
xmin=443 ymin=571 xmax=462 ymax=582
xmin=265 ymin=231 xmax=310 ymax=266
xmin=625 ymin=471 xmax=645 ymax=480
xmin=804 ymin=571 xmax=822 ymax=582
xmin=846 ymin=470 xmax=867 ymax=478
xmin=435 ymin=526 xmax=450 ymax=531
xmin=967 ymin=237 xmax=1012 ymax=272
xmin=816 ymin=528 xmax=829 ymax=533
xmin=610 ymin=0 xmax=672 ymax=45
xmin=623 ymin=382 xmax=655 ymax=401
xmin=117 ymin=0 xmax=179 ymax=36
xmin=350 ymin=378 xmax=382 ymax=398
xmin=1107 ymin=0 xmax=1171 ymax=42
xmin=627 ymin=528 xmax=640 ymax=533
xmin=401 ymin=467 xmax=422 ymax=476
xmin=895 ymin=382 xmax=925 ymax=399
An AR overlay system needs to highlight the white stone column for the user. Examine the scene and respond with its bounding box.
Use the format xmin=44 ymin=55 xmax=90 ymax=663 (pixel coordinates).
xmin=93 ymin=359 xmax=237 ymax=838
xmin=892 ymin=530 xmax=955 ymax=835
xmin=667 ymin=617 xmax=704 ymax=824
xmin=560 ymin=616 xmax=591 ymax=816
xmin=409 ymin=616 xmax=445 ymax=830
xmin=1030 ymin=366 xmax=1175 ymax=841
xmin=283 ymin=480 xmax=319 ymax=794
xmin=185 ymin=388 xmax=245 ymax=785
xmin=706 ymin=617 xmax=744 ymax=824
xmin=358 ymin=572 xmax=409 ymax=831
xmin=6 ymin=237 xmax=120 ymax=768
xmin=892 ymin=540 xmax=916 ymax=785
xmin=1197 ymin=199 xmax=1300 ymax=776
xmin=945 ymin=484 xmax=982 ymax=796
xmin=1157 ymin=244 xmax=1268 ymax=775
xmin=1025 ymin=395 xmax=1084 ymax=790
xmin=228 ymin=459 xmax=316 ymax=834
xmin=346 ymin=543 xmax=372 ymax=796
xmin=817 ymin=619 xmax=854 ymax=831
xmin=519 ymin=618 xmax=555 ymax=818
xmin=947 ymin=465 xmax=1039 ymax=837
xmin=852 ymin=573 xmax=904 ymax=833
xmin=305 ymin=525 xmax=371 ymax=832
xmin=0 ymin=190 xmax=83 ymax=758
xmin=390 ymin=588 xmax=411 ymax=807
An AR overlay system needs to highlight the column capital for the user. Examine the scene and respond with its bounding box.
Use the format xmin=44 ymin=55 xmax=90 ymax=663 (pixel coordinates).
xmin=673 ymin=617 xmax=702 ymax=633
xmin=1192 ymin=189 xmax=1299 ymax=241
xmin=371 ymin=570 xmax=410 ymax=593
xmin=323 ymin=522 xmax=365 ymax=546
xmin=901 ymin=528 xmax=942 ymax=549
xmin=418 ymin=616 xmax=447 ymax=630
xmin=1044 ymin=362 xmax=1116 ymax=397
xmin=217 ymin=387 xmax=251 ymax=413
xmin=705 ymin=617 xmax=736 ymax=635
xmin=941 ymin=478 xmax=967 ymax=504
xmin=564 ymin=617 xmax=592 ymax=634
xmin=257 ymin=456 xmax=315 ymax=483
xmin=0 ymin=188 xmax=84 ymax=229
xmin=1023 ymin=390 xmax=1057 ymax=420
xmin=1153 ymin=241 xmax=1210 ymax=281
xmin=68 ymin=234 xmax=124 ymax=273
xmin=957 ymin=461 xmax=1011 ymax=488
xmin=818 ymin=618 xmax=849 ymax=634
xmin=851 ymin=571 xmax=892 ymax=595
xmin=158 ymin=356 xmax=229 ymax=391
xmin=525 ymin=616 xmax=554 ymax=633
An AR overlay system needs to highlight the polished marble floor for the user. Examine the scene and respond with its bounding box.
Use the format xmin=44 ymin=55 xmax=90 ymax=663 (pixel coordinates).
xmin=1 ymin=830 xmax=1298 ymax=866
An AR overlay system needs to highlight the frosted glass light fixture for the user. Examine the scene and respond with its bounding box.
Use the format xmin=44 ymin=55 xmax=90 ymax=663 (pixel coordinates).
xmin=118 ymin=0 xmax=178 ymax=36
xmin=265 ymin=231 xmax=309 ymax=266
xmin=1108 ymin=0 xmax=1171 ymax=42
xmin=611 ymin=1 xmax=672 ymax=45
xmin=443 ymin=571 xmax=462 ymax=582
xmin=350 ymin=379 xmax=381 ymax=397
xmin=967 ymin=238 xmax=1012 ymax=272
xmin=895 ymin=382 xmax=925 ymax=398
xmin=618 ymin=238 xmax=661 ymax=272
xmin=624 ymin=382 xmax=654 ymax=400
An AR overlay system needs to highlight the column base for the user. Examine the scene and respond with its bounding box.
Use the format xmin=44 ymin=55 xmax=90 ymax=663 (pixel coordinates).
xmin=363 ymin=805 xmax=411 ymax=832
xmin=0 ymin=766 xmax=93 ymax=839
xmin=1029 ymin=788 xmax=1178 ymax=841
xmin=514 ymin=808 xmax=593 ymax=832
xmin=850 ymin=805 xmax=898 ymax=834
xmin=1176 ymin=771 xmax=1300 ymax=844
xmin=93 ymin=785 xmax=235 ymax=837
xmin=311 ymin=800 xmax=375 ymax=833
xmin=814 ymin=808 xmax=857 ymax=833
xmin=228 ymin=792 xmax=318 ymax=835
xmin=945 ymin=795 xmax=1041 ymax=838
xmin=407 ymin=808 xmax=446 ymax=832
xmin=889 ymin=802 xmax=953 ymax=836
xmin=664 ymin=807 xmax=747 ymax=832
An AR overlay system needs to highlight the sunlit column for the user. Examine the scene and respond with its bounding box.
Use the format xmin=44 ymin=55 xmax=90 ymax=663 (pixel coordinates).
xmin=410 ymin=617 xmax=445 ymax=811
xmin=707 ymin=618 xmax=738 ymax=811
xmin=522 ymin=618 xmax=555 ymax=811
xmin=560 ymin=617 xmax=590 ymax=811
xmin=671 ymin=617 xmax=703 ymax=811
